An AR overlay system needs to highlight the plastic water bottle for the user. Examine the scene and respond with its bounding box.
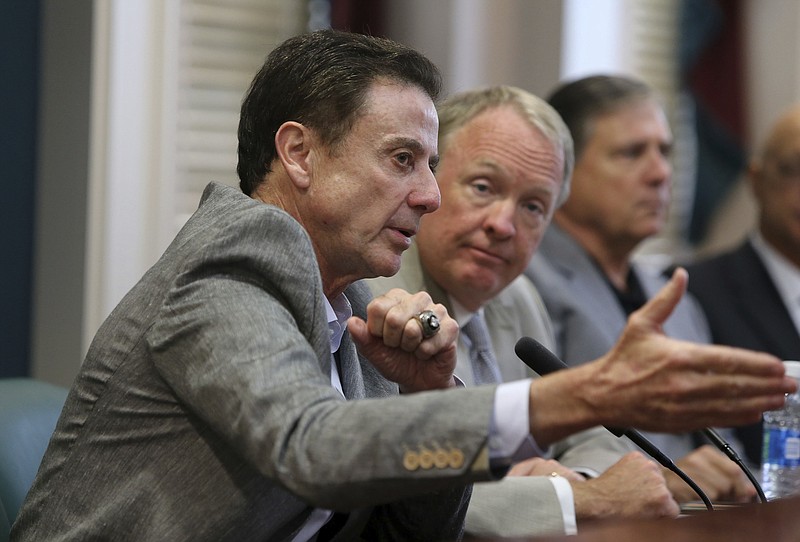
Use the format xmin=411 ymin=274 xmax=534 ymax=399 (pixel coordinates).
xmin=762 ymin=361 xmax=800 ymax=500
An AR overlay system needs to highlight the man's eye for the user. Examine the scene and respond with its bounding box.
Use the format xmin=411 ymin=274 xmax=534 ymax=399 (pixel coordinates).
xmin=396 ymin=153 xmax=412 ymax=166
xmin=524 ymin=202 xmax=545 ymax=215
xmin=620 ymin=147 xmax=642 ymax=159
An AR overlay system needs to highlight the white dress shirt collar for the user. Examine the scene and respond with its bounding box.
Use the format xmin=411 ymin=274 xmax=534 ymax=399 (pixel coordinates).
xmin=324 ymin=293 xmax=352 ymax=398
xmin=293 ymin=294 xmax=354 ymax=542
xmin=448 ymin=296 xmax=483 ymax=330
xmin=751 ymin=231 xmax=800 ymax=333
xmin=325 ymin=292 xmax=353 ymax=354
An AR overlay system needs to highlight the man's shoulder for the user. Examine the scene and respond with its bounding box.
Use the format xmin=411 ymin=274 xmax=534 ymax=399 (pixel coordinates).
xmin=183 ymin=182 xmax=312 ymax=256
xmin=492 ymin=276 xmax=542 ymax=309
xmin=165 ymin=182 xmax=322 ymax=308
xmin=196 ymin=182 xmax=302 ymax=230
xmin=689 ymin=239 xmax=752 ymax=269
xmin=685 ymin=240 xmax=752 ymax=288
xmin=526 ymin=230 xmax=591 ymax=291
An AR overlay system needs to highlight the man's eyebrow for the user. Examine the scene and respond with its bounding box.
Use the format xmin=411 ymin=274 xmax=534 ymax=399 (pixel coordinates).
xmin=388 ymin=137 xmax=425 ymax=151
xmin=387 ymin=136 xmax=438 ymax=165
xmin=473 ymin=158 xmax=502 ymax=171
xmin=466 ymin=158 xmax=505 ymax=177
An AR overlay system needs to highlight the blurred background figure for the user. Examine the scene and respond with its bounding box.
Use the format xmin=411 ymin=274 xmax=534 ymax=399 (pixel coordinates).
xmin=686 ymin=103 xmax=800 ymax=467
xmin=526 ymin=74 xmax=755 ymax=504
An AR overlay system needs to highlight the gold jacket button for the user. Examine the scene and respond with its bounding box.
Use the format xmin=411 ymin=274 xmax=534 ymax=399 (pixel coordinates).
xmin=403 ymin=450 xmax=420 ymax=471
xmin=419 ymin=448 xmax=434 ymax=470
xmin=434 ymin=448 xmax=449 ymax=469
xmin=448 ymin=449 xmax=465 ymax=469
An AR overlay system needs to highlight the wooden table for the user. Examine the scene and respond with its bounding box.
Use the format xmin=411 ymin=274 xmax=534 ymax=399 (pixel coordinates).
xmin=478 ymin=496 xmax=800 ymax=542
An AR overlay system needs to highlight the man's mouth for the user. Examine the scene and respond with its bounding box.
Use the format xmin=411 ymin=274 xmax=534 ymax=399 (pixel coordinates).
xmin=388 ymin=223 xmax=417 ymax=238
xmin=396 ymin=228 xmax=415 ymax=238
xmin=468 ymin=245 xmax=507 ymax=264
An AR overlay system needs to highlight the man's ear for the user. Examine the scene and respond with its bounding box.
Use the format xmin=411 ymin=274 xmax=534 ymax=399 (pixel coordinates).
xmin=746 ymin=158 xmax=763 ymax=198
xmin=275 ymin=121 xmax=313 ymax=189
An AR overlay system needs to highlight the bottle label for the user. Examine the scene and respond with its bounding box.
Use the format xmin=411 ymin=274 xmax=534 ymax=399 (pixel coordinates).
xmin=764 ymin=427 xmax=800 ymax=467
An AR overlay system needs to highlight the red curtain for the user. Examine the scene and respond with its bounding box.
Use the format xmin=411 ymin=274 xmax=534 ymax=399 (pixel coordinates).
xmin=330 ymin=0 xmax=385 ymax=37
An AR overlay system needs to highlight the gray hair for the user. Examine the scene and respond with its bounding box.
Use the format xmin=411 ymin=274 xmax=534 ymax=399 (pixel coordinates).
xmin=437 ymin=85 xmax=574 ymax=206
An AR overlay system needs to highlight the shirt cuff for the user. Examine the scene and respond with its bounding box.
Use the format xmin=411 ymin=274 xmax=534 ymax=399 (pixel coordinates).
xmin=548 ymin=475 xmax=577 ymax=535
xmin=572 ymin=467 xmax=599 ymax=479
xmin=488 ymin=379 xmax=550 ymax=475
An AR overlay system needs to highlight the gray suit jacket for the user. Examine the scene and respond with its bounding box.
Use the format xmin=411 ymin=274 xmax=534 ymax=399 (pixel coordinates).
xmin=526 ymin=224 xmax=713 ymax=459
xmin=12 ymin=183 xmax=499 ymax=542
xmin=368 ymin=243 xmax=631 ymax=537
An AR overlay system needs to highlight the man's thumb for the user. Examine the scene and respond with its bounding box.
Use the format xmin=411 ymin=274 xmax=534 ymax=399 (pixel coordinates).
xmin=633 ymin=267 xmax=688 ymax=328
xmin=347 ymin=316 xmax=370 ymax=348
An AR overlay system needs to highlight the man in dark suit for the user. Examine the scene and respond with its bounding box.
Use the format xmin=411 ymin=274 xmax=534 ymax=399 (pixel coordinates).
xmin=687 ymin=103 xmax=800 ymax=466
xmin=12 ymin=31 xmax=795 ymax=541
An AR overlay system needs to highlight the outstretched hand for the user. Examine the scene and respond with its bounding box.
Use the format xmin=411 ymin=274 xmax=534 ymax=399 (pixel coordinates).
xmin=527 ymin=268 xmax=796 ymax=445
xmin=585 ymin=267 xmax=795 ymax=431
xmin=348 ymin=288 xmax=459 ymax=393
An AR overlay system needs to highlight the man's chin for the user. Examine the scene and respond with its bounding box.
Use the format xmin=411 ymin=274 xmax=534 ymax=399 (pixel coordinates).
xmin=366 ymin=257 xmax=403 ymax=279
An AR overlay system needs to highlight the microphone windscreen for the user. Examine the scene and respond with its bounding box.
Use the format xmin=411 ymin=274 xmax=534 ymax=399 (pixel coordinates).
xmin=514 ymin=336 xmax=567 ymax=376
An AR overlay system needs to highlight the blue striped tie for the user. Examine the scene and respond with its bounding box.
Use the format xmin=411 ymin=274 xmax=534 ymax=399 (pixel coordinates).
xmin=462 ymin=314 xmax=502 ymax=385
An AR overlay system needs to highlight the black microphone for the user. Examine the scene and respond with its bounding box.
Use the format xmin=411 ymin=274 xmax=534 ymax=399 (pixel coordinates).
xmin=514 ymin=336 xmax=714 ymax=511
xmin=702 ymin=427 xmax=767 ymax=503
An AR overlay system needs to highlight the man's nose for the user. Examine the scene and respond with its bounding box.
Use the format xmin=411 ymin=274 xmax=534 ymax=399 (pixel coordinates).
xmin=484 ymin=200 xmax=516 ymax=239
xmin=646 ymin=150 xmax=672 ymax=185
xmin=409 ymin=169 xmax=441 ymax=214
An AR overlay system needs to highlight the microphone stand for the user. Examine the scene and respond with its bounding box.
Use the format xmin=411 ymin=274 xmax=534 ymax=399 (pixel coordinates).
xmin=703 ymin=427 xmax=767 ymax=503
xmin=625 ymin=429 xmax=714 ymax=510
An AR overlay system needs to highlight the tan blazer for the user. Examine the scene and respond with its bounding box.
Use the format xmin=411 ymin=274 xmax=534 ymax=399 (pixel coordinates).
xmin=368 ymin=243 xmax=632 ymax=538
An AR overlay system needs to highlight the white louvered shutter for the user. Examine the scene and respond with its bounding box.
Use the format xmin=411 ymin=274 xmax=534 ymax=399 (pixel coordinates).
xmin=172 ymin=0 xmax=306 ymax=232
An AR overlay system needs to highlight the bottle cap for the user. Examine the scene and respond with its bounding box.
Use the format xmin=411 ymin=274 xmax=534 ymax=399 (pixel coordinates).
xmin=783 ymin=360 xmax=800 ymax=380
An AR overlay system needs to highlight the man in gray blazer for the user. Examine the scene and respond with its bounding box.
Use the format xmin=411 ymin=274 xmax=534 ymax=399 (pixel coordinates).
xmin=13 ymin=32 xmax=794 ymax=541
xmin=687 ymin=103 xmax=800 ymax=466
xmin=526 ymin=75 xmax=756 ymax=504
xmin=369 ymin=86 xmax=677 ymax=537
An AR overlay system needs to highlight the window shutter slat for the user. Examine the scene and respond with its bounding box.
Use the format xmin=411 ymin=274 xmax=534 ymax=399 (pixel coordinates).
xmin=172 ymin=0 xmax=305 ymax=232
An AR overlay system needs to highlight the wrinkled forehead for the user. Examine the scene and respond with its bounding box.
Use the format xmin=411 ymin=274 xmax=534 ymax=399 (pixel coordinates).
xmin=454 ymin=110 xmax=564 ymax=188
xmin=586 ymin=96 xmax=665 ymax=132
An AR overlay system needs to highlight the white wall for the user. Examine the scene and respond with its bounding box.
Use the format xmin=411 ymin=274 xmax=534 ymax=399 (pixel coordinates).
xmin=30 ymin=0 xmax=94 ymax=386
xmin=384 ymin=0 xmax=563 ymax=98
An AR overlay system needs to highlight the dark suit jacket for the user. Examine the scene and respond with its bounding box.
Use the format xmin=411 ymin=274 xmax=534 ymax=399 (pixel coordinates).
xmin=12 ymin=183 xmax=496 ymax=542
xmin=687 ymin=239 xmax=800 ymax=465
